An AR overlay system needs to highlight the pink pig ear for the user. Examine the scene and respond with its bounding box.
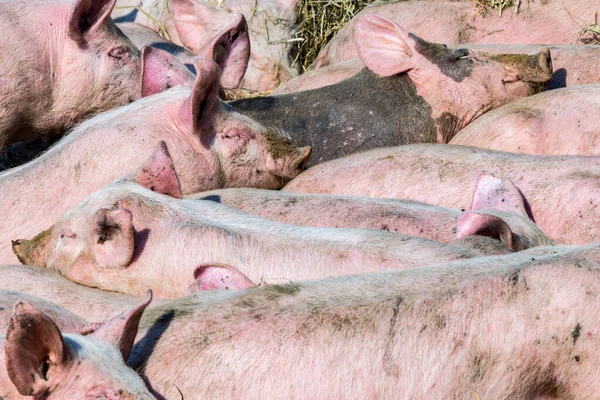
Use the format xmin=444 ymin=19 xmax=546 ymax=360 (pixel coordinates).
xmin=134 ymin=141 xmax=182 ymax=199
xmin=188 ymin=265 xmax=256 ymax=293
xmin=353 ymin=14 xmax=415 ymax=77
xmin=196 ymin=14 xmax=251 ymax=89
xmin=90 ymin=290 xmax=152 ymax=361
xmin=179 ymin=58 xmax=221 ymax=138
xmin=141 ymin=46 xmax=195 ymax=97
xmin=91 ymin=208 xmax=135 ymax=269
xmin=471 ymin=172 xmax=531 ymax=219
xmin=68 ymin=0 xmax=116 ymax=43
xmin=456 ymin=212 xmax=523 ymax=252
xmin=5 ymin=302 xmax=68 ymax=396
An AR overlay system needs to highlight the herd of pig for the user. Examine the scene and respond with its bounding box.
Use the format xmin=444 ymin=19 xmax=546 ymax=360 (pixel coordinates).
xmin=2 ymin=0 xmax=600 ymax=397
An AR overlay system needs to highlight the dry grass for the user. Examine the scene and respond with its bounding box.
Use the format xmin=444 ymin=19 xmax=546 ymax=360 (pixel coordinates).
xmin=473 ymin=0 xmax=516 ymax=16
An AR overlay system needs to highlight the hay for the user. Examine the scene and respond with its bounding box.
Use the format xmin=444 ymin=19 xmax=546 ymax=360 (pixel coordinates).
xmin=473 ymin=0 xmax=517 ymax=16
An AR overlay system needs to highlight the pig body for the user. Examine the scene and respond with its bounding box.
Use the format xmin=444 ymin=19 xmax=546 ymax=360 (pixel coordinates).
xmin=230 ymin=15 xmax=552 ymax=166
xmin=283 ymin=144 xmax=600 ymax=245
xmin=274 ymin=44 xmax=600 ymax=95
xmin=113 ymin=0 xmax=298 ymax=93
xmin=316 ymin=0 xmax=600 ymax=67
xmin=14 ymin=180 xmax=514 ymax=298
xmin=192 ymin=187 xmax=554 ymax=249
xmin=450 ymin=84 xmax=600 ymax=156
xmin=0 ymin=295 xmax=155 ymax=399
xmin=129 ymin=244 xmax=600 ymax=399
xmin=0 ymin=0 xmax=145 ymax=148
xmin=0 ymin=59 xmax=309 ymax=264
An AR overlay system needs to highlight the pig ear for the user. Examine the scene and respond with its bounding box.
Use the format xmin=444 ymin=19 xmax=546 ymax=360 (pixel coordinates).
xmin=456 ymin=212 xmax=523 ymax=252
xmin=133 ymin=141 xmax=182 ymax=199
xmin=353 ymin=14 xmax=415 ymax=77
xmin=179 ymin=58 xmax=221 ymax=137
xmin=5 ymin=302 xmax=68 ymax=396
xmin=471 ymin=172 xmax=530 ymax=219
xmin=196 ymin=14 xmax=251 ymax=89
xmin=89 ymin=290 xmax=152 ymax=361
xmin=91 ymin=208 xmax=135 ymax=269
xmin=68 ymin=0 xmax=116 ymax=43
xmin=141 ymin=46 xmax=195 ymax=97
xmin=188 ymin=265 xmax=256 ymax=292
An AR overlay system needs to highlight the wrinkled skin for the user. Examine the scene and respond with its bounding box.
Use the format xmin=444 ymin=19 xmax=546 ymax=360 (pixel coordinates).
xmin=128 ymin=244 xmax=600 ymax=398
xmin=191 ymin=185 xmax=554 ymax=250
xmin=0 ymin=58 xmax=310 ymax=264
xmin=13 ymin=177 xmax=518 ymax=298
xmin=450 ymin=84 xmax=600 ymax=156
xmin=316 ymin=0 xmax=600 ymax=67
xmin=113 ymin=0 xmax=299 ymax=93
xmin=0 ymin=0 xmax=141 ymax=148
xmin=283 ymin=144 xmax=600 ymax=245
xmin=0 ymin=295 xmax=155 ymax=399
xmin=230 ymin=15 xmax=552 ymax=166
xmin=274 ymin=44 xmax=600 ymax=95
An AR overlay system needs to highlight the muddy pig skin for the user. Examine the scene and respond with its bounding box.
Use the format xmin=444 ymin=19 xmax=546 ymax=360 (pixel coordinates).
xmin=230 ymin=15 xmax=552 ymax=166
xmin=450 ymin=84 xmax=600 ymax=156
xmin=273 ymin=44 xmax=600 ymax=95
xmin=0 ymin=0 xmax=175 ymax=148
xmin=127 ymin=244 xmax=600 ymax=398
xmin=0 ymin=58 xmax=310 ymax=264
xmin=191 ymin=180 xmax=554 ymax=251
xmin=113 ymin=0 xmax=298 ymax=93
xmin=0 ymin=294 xmax=155 ymax=399
xmin=0 ymin=264 xmax=150 ymax=324
xmin=316 ymin=0 xmax=600 ymax=67
xmin=283 ymin=144 xmax=600 ymax=245
xmin=13 ymin=173 xmax=516 ymax=298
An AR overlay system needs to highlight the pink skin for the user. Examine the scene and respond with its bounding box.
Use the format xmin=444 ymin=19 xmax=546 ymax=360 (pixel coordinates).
xmin=113 ymin=0 xmax=298 ymax=93
xmin=0 ymin=265 xmax=153 ymax=324
xmin=315 ymin=0 xmax=599 ymax=67
xmin=0 ymin=58 xmax=310 ymax=264
xmin=129 ymin=244 xmax=600 ymax=398
xmin=0 ymin=0 xmax=143 ymax=147
xmin=273 ymin=44 xmax=600 ymax=95
xmin=190 ymin=185 xmax=554 ymax=250
xmin=14 ymin=163 xmax=512 ymax=298
xmin=450 ymin=84 xmax=600 ymax=156
xmin=283 ymin=144 xmax=600 ymax=245
xmin=0 ymin=294 xmax=155 ymax=399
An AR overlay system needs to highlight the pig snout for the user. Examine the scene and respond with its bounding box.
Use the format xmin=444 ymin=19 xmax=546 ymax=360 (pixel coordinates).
xmin=11 ymin=228 xmax=51 ymax=267
xmin=493 ymin=49 xmax=553 ymax=86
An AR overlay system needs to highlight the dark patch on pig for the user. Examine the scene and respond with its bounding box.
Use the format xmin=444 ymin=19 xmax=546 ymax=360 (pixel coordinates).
xmin=263 ymin=129 xmax=298 ymax=159
xmin=470 ymin=355 xmax=485 ymax=382
xmin=411 ymin=36 xmax=473 ymax=82
xmin=571 ymin=323 xmax=581 ymax=344
xmin=200 ymin=195 xmax=222 ymax=203
xmin=548 ymin=68 xmax=567 ymax=90
xmin=263 ymin=282 xmax=301 ymax=301
xmin=383 ymin=296 xmax=403 ymax=377
xmin=435 ymin=112 xmax=461 ymax=142
xmin=575 ymin=355 xmax=581 ymax=362
xmin=230 ymin=68 xmax=437 ymax=167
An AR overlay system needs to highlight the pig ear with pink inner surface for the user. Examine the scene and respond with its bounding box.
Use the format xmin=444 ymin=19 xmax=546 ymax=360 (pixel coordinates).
xmin=132 ymin=141 xmax=183 ymax=199
xmin=179 ymin=58 xmax=221 ymax=136
xmin=353 ymin=14 xmax=416 ymax=77
xmin=91 ymin=208 xmax=135 ymax=269
xmin=68 ymin=0 xmax=116 ymax=43
xmin=141 ymin=46 xmax=195 ymax=97
xmin=456 ymin=212 xmax=523 ymax=251
xmin=471 ymin=172 xmax=531 ymax=219
xmin=188 ymin=265 xmax=256 ymax=293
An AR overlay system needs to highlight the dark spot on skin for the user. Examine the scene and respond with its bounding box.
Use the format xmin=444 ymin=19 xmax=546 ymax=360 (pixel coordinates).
xmin=471 ymin=355 xmax=485 ymax=382
xmin=380 ymin=224 xmax=390 ymax=231
xmin=383 ymin=296 xmax=403 ymax=377
xmin=412 ymin=35 xmax=473 ymax=82
xmin=508 ymin=271 xmax=519 ymax=286
xmin=575 ymin=355 xmax=581 ymax=362
xmin=571 ymin=323 xmax=581 ymax=344
xmin=435 ymin=112 xmax=462 ymax=142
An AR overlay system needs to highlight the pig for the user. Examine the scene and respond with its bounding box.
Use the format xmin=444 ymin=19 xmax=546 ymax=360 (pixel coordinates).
xmin=0 ymin=58 xmax=310 ymax=264
xmin=229 ymin=14 xmax=553 ymax=166
xmin=0 ymin=293 xmax=155 ymax=399
xmin=191 ymin=176 xmax=555 ymax=249
xmin=13 ymin=168 xmax=517 ymax=298
xmin=315 ymin=0 xmax=600 ymax=67
xmin=273 ymin=44 xmax=600 ymax=95
xmin=0 ymin=265 xmax=150 ymax=323
xmin=0 ymin=0 xmax=187 ymax=149
xmin=450 ymin=84 xmax=600 ymax=156
xmin=113 ymin=0 xmax=299 ymax=93
xmin=283 ymin=144 xmax=600 ymax=245
xmin=128 ymin=243 xmax=600 ymax=398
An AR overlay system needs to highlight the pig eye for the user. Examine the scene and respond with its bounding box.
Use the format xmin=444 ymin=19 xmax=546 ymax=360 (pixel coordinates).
xmin=60 ymin=232 xmax=76 ymax=240
xmin=108 ymin=47 xmax=129 ymax=61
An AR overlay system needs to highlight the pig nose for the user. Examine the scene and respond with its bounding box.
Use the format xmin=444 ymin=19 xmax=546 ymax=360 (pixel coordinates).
xmin=538 ymin=48 xmax=552 ymax=75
